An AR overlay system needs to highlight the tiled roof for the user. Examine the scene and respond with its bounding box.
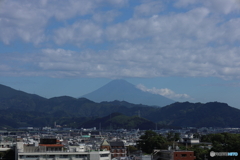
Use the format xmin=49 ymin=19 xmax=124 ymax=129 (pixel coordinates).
xmin=39 ymin=144 xmax=63 ymax=147
xmin=109 ymin=141 xmax=124 ymax=147
xmin=101 ymin=139 xmax=110 ymax=146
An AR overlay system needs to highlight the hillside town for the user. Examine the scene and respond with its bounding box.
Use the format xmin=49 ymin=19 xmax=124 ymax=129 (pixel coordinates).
xmin=1 ymin=126 xmax=240 ymax=160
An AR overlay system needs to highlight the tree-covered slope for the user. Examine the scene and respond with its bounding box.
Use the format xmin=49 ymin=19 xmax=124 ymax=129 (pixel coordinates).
xmin=148 ymin=102 xmax=240 ymax=127
xmin=1 ymin=83 xmax=240 ymax=128
xmin=80 ymin=112 xmax=156 ymax=130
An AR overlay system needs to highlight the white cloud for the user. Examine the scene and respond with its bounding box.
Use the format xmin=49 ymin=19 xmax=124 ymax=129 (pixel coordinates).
xmin=37 ymin=49 xmax=112 ymax=77
xmin=92 ymin=10 xmax=120 ymax=23
xmin=0 ymin=0 xmax=48 ymax=44
xmin=3 ymin=44 xmax=240 ymax=79
xmin=0 ymin=0 xmax=121 ymax=44
xmin=1 ymin=0 xmax=240 ymax=80
xmin=175 ymin=0 xmax=240 ymax=14
xmin=136 ymin=84 xmax=190 ymax=99
xmin=106 ymin=7 xmax=217 ymax=44
xmin=134 ymin=1 xmax=164 ymax=17
xmin=174 ymin=0 xmax=199 ymax=8
xmin=54 ymin=20 xmax=103 ymax=45
xmin=103 ymin=0 xmax=128 ymax=7
xmin=202 ymin=0 xmax=240 ymax=14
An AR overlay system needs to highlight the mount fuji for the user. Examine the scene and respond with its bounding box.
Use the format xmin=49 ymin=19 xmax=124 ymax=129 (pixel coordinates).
xmin=82 ymin=79 xmax=175 ymax=107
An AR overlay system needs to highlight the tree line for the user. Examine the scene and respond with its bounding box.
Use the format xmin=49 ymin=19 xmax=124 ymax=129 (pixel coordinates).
xmin=136 ymin=130 xmax=240 ymax=160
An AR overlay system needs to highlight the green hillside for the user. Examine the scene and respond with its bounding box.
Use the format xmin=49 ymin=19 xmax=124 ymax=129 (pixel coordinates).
xmin=0 ymin=84 xmax=240 ymax=128
xmin=80 ymin=113 xmax=156 ymax=130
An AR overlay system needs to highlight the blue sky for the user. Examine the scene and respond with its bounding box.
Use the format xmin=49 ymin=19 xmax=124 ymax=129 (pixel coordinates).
xmin=1 ymin=0 xmax=240 ymax=108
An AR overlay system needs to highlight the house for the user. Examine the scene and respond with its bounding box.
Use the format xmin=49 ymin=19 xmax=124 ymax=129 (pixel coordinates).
xmin=100 ymin=140 xmax=127 ymax=158
xmin=179 ymin=137 xmax=200 ymax=147
xmin=101 ymin=139 xmax=111 ymax=151
xmin=109 ymin=141 xmax=126 ymax=158
xmin=152 ymin=149 xmax=196 ymax=160
xmin=39 ymin=138 xmax=64 ymax=152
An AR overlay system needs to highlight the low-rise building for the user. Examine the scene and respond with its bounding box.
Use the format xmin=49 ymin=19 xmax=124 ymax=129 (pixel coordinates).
xmin=100 ymin=140 xmax=127 ymax=159
xmin=16 ymin=138 xmax=111 ymax=160
xmin=152 ymin=149 xmax=196 ymax=160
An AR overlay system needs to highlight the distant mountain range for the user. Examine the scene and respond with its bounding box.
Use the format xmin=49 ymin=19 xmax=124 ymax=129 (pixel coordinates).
xmin=82 ymin=79 xmax=175 ymax=107
xmin=0 ymin=83 xmax=240 ymax=129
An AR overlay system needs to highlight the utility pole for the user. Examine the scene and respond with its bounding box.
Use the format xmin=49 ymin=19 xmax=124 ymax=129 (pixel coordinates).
xmin=204 ymin=154 xmax=208 ymax=160
xmin=109 ymin=114 xmax=111 ymax=130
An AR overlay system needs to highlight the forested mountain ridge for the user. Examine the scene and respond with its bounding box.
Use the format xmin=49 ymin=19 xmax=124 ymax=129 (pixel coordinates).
xmin=0 ymin=83 xmax=240 ymax=129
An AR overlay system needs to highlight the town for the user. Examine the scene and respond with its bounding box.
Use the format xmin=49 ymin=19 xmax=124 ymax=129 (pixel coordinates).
xmin=1 ymin=125 xmax=240 ymax=160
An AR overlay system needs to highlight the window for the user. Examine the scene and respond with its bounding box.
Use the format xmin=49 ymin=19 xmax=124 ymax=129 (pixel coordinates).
xmin=26 ymin=155 xmax=39 ymax=158
xmin=59 ymin=155 xmax=69 ymax=158
xmin=75 ymin=154 xmax=87 ymax=158
xmin=19 ymin=155 xmax=24 ymax=158
xmin=26 ymin=155 xmax=38 ymax=158
xmin=181 ymin=154 xmax=187 ymax=157
xmin=100 ymin=154 xmax=109 ymax=157
xmin=48 ymin=155 xmax=55 ymax=158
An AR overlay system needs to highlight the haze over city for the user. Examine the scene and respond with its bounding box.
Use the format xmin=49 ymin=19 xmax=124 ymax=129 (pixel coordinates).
xmin=1 ymin=0 xmax=240 ymax=108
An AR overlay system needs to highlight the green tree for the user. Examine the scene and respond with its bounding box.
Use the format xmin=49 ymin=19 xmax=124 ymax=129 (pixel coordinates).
xmin=138 ymin=130 xmax=167 ymax=154
xmin=193 ymin=133 xmax=200 ymax=138
xmin=127 ymin=146 xmax=138 ymax=155
xmin=166 ymin=132 xmax=174 ymax=141
xmin=174 ymin=133 xmax=180 ymax=141
xmin=200 ymin=133 xmax=240 ymax=160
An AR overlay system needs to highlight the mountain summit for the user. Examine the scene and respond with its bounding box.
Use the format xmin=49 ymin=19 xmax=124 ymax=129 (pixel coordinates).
xmin=82 ymin=79 xmax=175 ymax=107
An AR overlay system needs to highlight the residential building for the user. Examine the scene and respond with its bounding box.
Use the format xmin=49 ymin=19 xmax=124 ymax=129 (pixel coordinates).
xmin=152 ymin=149 xmax=196 ymax=160
xmin=179 ymin=137 xmax=200 ymax=147
xmin=16 ymin=138 xmax=111 ymax=160
xmin=100 ymin=140 xmax=127 ymax=159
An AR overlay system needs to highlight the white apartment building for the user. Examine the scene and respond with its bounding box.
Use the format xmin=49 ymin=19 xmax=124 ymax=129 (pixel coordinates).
xmin=16 ymin=142 xmax=111 ymax=160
